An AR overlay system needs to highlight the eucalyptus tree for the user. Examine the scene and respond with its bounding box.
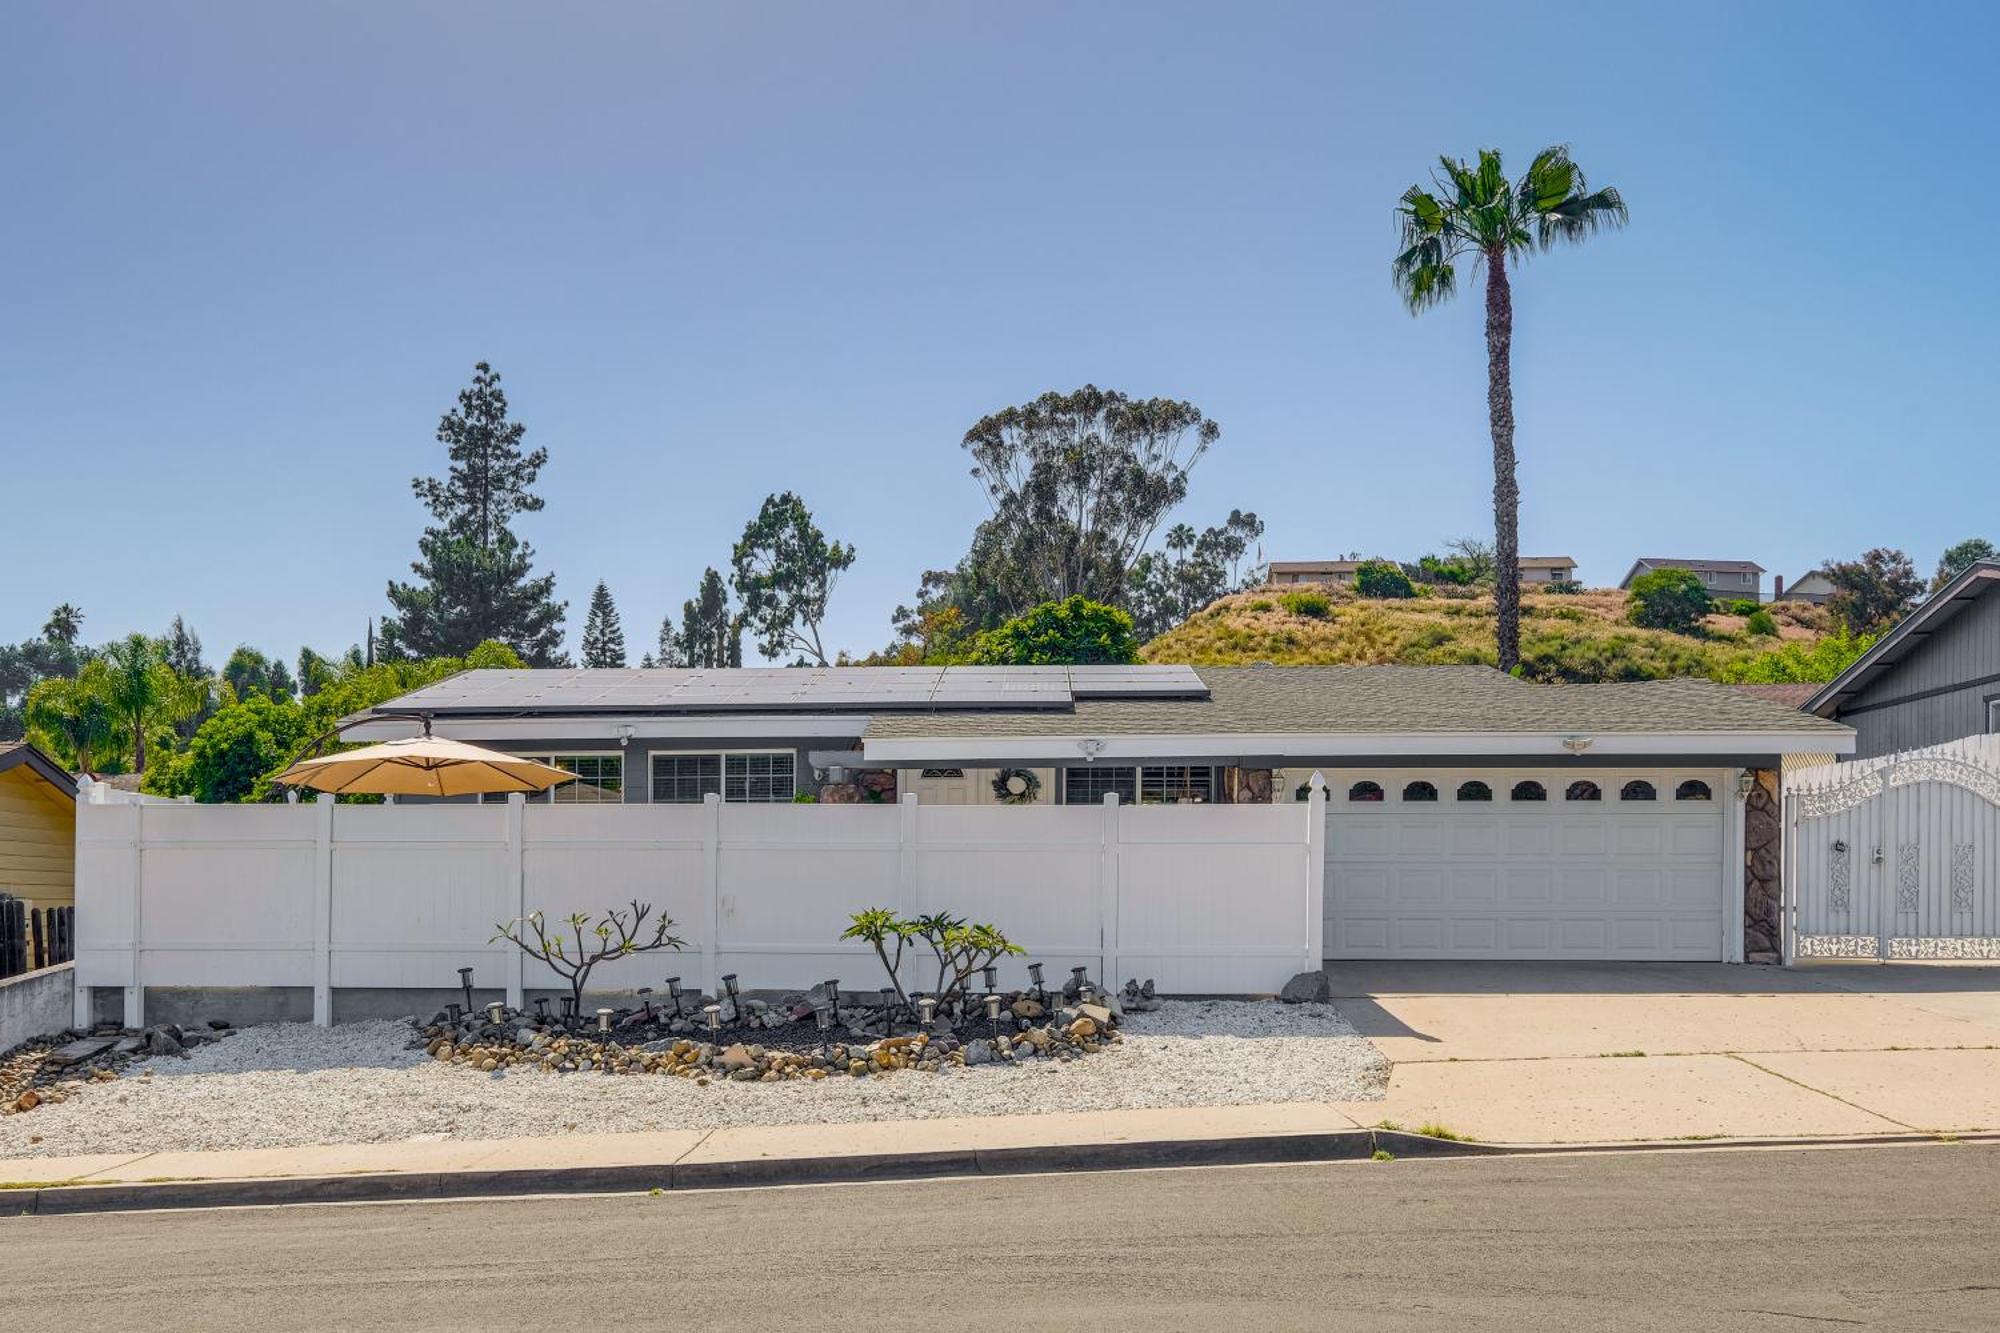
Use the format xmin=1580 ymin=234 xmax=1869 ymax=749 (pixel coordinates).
xmin=960 ymin=386 xmax=1221 ymax=611
xmin=731 ymin=492 xmax=856 ymax=666
xmin=1393 ymin=146 xmax=1627 ymax=671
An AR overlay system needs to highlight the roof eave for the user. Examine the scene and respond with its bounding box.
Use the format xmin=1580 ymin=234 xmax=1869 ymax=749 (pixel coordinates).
xmin=0 ymin=743 xmax=78 ymax=799
xmin=1804 ymin=562 xmax=2000 ymax=716
xmin=863 ymin=728 xmax=1855 ymax=765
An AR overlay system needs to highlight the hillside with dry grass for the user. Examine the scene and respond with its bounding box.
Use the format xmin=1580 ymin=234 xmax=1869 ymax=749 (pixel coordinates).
xmin=1141 ymin=586 xmax=1838 ymax=683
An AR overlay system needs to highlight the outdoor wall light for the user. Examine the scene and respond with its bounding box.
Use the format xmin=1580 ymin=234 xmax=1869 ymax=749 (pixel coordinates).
xmin=1560 ymin=735 xmax=1594 ymax=755
xmin=1736 ymin=770 xmax=1757 ymax=798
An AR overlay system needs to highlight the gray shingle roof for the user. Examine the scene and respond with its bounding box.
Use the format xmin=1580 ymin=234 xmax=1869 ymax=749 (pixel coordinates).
xmin=861 ymin=666 xmax=1851 ymax=739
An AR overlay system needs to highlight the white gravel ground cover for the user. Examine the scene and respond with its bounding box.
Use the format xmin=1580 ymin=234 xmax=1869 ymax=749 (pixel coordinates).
xmin=0 ymin=1001 xmax=1388 ymax=1159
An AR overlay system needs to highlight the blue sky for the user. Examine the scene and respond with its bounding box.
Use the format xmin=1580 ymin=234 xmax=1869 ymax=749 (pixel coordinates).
xmin=4 ymin=2 xmax=1995 ymax=665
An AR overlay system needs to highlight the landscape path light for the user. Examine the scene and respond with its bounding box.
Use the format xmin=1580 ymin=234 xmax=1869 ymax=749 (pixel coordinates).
xmin=458 ymin=967 xmax=476 ymax=1014
xmin=981 ymin=964 xmax=998 ymax=993
xmin=596 ymin=1008 xmax=614 ymax=1074
xmin=1027 ymin=963 xmax=1046 ymax=1003
xmin=665 ymin=977 xmax=684 ymax=1018
xmin=984 ymin=992 xmax=1002 ymax=1036
xmin=879 ymin=986 xmax=896 ymax=1036
xmin=636 ymin=987 xmax=655 ymax=1023
xmin=704 ymin=1003 xmax=722 ymax=1044
xmin=824 ymin=980 xmax=841 ymax=1016
xmin=814 ymin=1003 xmax=832 ymax=1035
xmin=722 ymin=973 xmax=741 ymax=1020
xmin=916 ymin=995 xmax=936 ymax=1029
xmin=534 ymin=997 xmax=551 ymax=1021
xmin=486 ymin=1000 xmax=505 ymax=1026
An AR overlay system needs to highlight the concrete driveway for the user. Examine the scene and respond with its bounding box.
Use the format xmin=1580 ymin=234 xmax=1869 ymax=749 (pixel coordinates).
xmin=1323 ymin=961 xmax=2000 ymax=1143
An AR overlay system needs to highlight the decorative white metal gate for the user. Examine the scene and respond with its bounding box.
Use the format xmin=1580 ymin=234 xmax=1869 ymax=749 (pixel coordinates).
xmin=1787 ymin=743 xmax=2000 ymax=960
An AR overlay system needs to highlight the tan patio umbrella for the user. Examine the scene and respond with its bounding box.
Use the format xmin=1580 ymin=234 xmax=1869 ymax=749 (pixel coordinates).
xmin=273 ymin=735 xmax=578 ymax=798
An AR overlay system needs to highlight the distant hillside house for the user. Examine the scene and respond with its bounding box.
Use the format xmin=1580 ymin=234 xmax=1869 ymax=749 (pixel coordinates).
xmin=1774 ymin=571 xmax=1834 ymax=605
xmin=1268 ymin=556 xmax=1576 ymax=588
xmin=1619 ymin=558 xmax=1765 ymax=601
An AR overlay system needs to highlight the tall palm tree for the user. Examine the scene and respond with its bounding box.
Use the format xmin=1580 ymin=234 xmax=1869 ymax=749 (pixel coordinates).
xmin=96 ymin=633 xmax=198 ymax=773
xmin=1393 ymin=146 xmax=1626 ymax=671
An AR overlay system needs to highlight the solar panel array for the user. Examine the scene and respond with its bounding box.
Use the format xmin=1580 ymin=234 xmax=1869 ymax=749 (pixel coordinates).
xmin=378 ymin=665 xmax=1207 ymax=714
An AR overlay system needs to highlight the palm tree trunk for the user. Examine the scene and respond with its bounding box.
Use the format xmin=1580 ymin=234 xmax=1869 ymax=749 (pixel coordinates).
xmin=1484 ymin=247 xmax=1520 ymax=673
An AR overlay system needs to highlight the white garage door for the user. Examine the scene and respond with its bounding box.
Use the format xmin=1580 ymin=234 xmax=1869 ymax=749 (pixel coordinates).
xmin=1325 ymin=768 xmax=1729 ymax=960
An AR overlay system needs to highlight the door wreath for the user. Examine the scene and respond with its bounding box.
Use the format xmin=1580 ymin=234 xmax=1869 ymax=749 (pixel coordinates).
xmin=991 ymin=768 xmax=1042 ymax=805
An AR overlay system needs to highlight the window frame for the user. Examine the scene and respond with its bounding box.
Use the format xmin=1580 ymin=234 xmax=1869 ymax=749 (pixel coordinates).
xmin=647 ymin=748 xmax=797 ymax=804
xmin=1987 ymin=695 xmax=2000 ymax=735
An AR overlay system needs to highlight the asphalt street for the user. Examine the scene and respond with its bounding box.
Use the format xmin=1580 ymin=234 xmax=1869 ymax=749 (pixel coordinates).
xmin=5 ymin=1143 xmax=1998 ymax=1331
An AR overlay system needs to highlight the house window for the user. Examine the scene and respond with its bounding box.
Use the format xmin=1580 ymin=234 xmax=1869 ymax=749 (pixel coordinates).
xmin=483 ymin=754 xmax=623 ymax=803
xmin=548 ymin=754 xmax=623 ymax=804
xmin=1675 ymin=779 xmax=1712 ymax=801
xmin=1565 ymin=780 xmax=1601 ymax=802
xmin=920 ymin=768 xmax=965 ymax=780
xmin=1402 ymin=780 xmax=1438 ymax=802
xmin=1456 ymin=780 xmax=1492 ymax=802
xmin=650 ymin=752 xmax=795 ymax=803
xmin=1140 ymin=766 xmax=1214 ymax=804
xmin=1348 ymin=780 xmax=1385 ymax=802
xmin=1510 ymin=780 xmax=1547 ymax=802
xmin=1065 ymin=765 xmax=1137 ymax=805
xmin=1988 ymin=698 xmax=2000 ymax=734
xmin=1620 ymin=780 xmax=1657 ymax=802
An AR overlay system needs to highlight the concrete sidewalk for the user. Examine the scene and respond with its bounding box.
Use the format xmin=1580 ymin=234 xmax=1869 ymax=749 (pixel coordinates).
xmin=1328 ymin=960 xmax=2000 ymax=1142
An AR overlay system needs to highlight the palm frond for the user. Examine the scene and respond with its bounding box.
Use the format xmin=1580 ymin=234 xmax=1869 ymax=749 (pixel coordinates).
xmin=1535 ymin=185 xmax=1628 ymax=248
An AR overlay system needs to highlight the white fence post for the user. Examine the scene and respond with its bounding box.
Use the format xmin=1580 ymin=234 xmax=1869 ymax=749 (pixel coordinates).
xmin=702 ymin=793 xmax=721 ymax=996
xmin=1781 ymin=787 xmax=1797 ymax=966
xmin=897 ymin=793 xmax=920 ymax=994
xmin=124 ymin=801 xmax=145 ymax=1029
xmin=312 ymin=794 xmax=333 ymax=1026
xmin=504 ymin=793 xmax=526 ymax=1011
xmin=1305 ymin=773 xmax=1328 ymax=971
xmin=1100 ymin=792 xmax=1121 ymax=988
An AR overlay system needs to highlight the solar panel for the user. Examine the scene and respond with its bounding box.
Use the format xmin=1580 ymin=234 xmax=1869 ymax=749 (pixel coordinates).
xmin=375 ymin=662 xmax=1208 ymax=715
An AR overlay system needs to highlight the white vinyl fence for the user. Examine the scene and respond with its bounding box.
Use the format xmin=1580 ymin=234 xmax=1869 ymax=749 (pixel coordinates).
xmin=1786 ymin=737 xmax=2000 ymax=961
xmin=75 ymin=787 xmax=1329 ymax=1027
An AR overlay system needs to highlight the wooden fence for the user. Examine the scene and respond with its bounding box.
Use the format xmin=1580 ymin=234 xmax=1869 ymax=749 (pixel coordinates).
xmin=0 ymin=894 xmax=74 ymax=980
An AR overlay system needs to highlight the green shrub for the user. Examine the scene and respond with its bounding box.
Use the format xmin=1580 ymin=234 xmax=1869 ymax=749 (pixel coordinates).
xmin=1626 ymin=568 xmax=1711 ymax=634
xmin=968 ymin=596 xmax=1139 ymax=664
xmin=1354 ymin=560 xmax=1417 ymax=599
xmin=1245 ymin=598 xmax=1275 ymax=612
xmin=1717 ymin=630 xmax=1876 ymax=683
xmin=1725 ymin=598 xmax=1761 ymax=617
xmin=1279 ymin=589 xmax=1333 ymax=619
xmin=1543 ymin=579 xmax=1583 ymax=595
xmin=1743 ymin=609 xmax=1778 ymax=637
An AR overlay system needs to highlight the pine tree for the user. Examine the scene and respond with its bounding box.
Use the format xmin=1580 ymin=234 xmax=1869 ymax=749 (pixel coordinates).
xmin=680 ymin=568 xmax=741 ymax=668
xmin=381 ymin=363 xmax=568 ymax=664
xmin=580 ymin=581 xmax=627 ymax=668
xmin=642 ymin=613 xmax=683 ymax=669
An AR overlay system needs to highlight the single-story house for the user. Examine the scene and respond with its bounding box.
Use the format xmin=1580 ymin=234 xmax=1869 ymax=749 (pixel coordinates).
xmin=0 ymin=741 xmax=77 ymax=912
xmin=354 ymin=663 xmax=1851 ymax=962
xmin=1774 ymin=570 xmax=1835 ymax=605
xmin=1619 ymin=558 xmax=1765 ymax=600
xmin=1269 ymin=556 xmax=1577 ymax=587
xmin=1803 ymin=560 xmax=2000 ymax=759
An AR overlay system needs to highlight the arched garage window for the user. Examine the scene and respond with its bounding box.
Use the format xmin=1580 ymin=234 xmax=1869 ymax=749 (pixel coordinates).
xmin=1455 ymin=780 xmax=1492 ymax=802
xmin=1565 ymin=780 xmax=1601 ymax=802
xmin=1402 ymin=780 xmax=1438 ymax=802
xmin=1620 ymin=780 xmax=1657 ymax=802
xmin=1510 ymin=780 xmax=1547 ymax=802
xmin=1348 ymin=780 xmax=1385 ymax=802
xmin=1675 ymin=779 xmax=1712 ymax=801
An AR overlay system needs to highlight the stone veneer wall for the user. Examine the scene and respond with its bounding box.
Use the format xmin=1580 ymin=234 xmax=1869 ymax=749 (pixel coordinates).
xmin=1743 ymin=768 xmax=1782 ymax=964
xmin=816 ymin=769 xmax=897 ymax=804
xmin=1221 ymin=768 xmax=1275 ymax=804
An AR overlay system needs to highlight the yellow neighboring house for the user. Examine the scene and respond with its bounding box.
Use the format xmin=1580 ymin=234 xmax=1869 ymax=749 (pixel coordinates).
xmin=0 ymin=742 xmax=77 ymax=911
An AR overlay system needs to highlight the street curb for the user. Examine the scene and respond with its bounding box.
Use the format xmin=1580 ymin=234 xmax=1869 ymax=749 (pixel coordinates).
xmin=8 ymin=1128 xmax=1989 ymax=1217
